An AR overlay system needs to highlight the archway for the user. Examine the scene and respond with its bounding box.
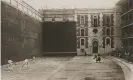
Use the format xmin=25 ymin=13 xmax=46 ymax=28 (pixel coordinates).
xmin=93 ymin=41 xmax=98 ymax=53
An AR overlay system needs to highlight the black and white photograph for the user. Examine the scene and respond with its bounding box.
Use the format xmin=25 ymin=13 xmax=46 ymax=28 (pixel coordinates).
xmin=1 ymin=0 xmax=133 ymax=80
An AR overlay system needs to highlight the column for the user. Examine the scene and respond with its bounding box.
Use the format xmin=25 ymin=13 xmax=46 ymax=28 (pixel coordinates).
xmin=74 ymin=14 xmax=77 ymax=22
xmin=100 ymin=13 xmax=103 ymax=27
xmin=88 ymin=14 xmax=91 ymax=27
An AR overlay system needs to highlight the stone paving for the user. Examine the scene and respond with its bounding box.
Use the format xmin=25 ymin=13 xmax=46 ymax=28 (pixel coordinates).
xmin=1 ymin=57 xmax=73 ymax=80
xmin=1 ymin=56 xmax=125 ymax=80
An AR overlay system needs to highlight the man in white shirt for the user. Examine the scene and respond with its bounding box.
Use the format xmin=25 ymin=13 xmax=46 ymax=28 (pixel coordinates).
xmin=22 ymin=59 xmax=29 ymax=68
xmin=8 ymin=59 xmax=13 ymax=70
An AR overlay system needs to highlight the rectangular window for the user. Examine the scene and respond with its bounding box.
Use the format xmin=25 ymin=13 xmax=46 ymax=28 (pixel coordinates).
xmin=81 ymin=39 xmax=84 ymax=45
xmin=91 ymin=15 xmax=94 ymax=27
xmin=111 ymin=14 xmax=114 ymax=26
xmin=81 ymin=16 xmax=85 ymax=25
xmin=81 ymin=29 xmax=84 ymax=36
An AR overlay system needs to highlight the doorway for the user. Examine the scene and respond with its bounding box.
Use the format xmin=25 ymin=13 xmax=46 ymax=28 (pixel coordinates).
xmin=93 ymin=41 xmax=98 ymax=53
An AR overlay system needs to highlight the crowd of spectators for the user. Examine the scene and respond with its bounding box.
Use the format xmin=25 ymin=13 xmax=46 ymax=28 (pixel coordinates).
xmin=110 ymin=48 xmax=133 ymax=63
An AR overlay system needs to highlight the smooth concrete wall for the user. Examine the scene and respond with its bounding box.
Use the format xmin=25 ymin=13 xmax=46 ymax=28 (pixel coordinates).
xmin=1 ymin=1 xmax=42 ymax=65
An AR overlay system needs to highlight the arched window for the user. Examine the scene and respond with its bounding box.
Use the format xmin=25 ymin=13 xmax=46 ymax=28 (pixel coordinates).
xmin=94 ymin=16 xmax=98 ymax=27
xmin=81 ymin=16 xmax=84 ymax=25
xmin=81 ymin=29 xmax=84 ymax=36
xmin=107 ymin=29 xmax=110 ymax=36
xmin=81 ymin=39 xmax=84 ymax=45
xmin=106 ymin=38 xmax=110 ymax=45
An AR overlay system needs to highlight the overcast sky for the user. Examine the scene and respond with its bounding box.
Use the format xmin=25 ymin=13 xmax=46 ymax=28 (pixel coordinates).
xmin=24 ymin=0 xmax=119 ymax=10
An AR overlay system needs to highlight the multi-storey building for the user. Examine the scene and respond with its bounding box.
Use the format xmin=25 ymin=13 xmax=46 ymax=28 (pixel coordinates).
xmin=41 ymin=8 xmax=121 ymax=55
xmin=76 ymin=9 xmax=119 ymax=55
xmin=116 ymin=0 xmax=133 ymax=58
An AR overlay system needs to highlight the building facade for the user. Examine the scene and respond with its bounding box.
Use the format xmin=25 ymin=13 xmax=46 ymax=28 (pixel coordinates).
xmin=116 ymin=0 xmax=133 ymax=58
xmin=41 ymin=9 xmax=75 ymax=22
xmin=41 ymin=8 xmax=121 ymax=55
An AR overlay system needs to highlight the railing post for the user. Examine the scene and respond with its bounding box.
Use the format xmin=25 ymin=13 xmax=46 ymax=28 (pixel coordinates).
xmin=16 ymin=0 xmax=18 ymax=8
xmin=10 ymin=0 xmax=11 ymax=4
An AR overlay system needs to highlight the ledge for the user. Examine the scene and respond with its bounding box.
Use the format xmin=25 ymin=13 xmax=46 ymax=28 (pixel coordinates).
xmin=111 ymin=57 xmax=133 ymax=80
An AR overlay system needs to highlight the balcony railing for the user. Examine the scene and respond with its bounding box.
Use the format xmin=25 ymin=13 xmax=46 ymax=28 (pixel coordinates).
xmin=121 ymin=6 xmax=133 ymax=16
xmin=1 ymin=0 xmax=43 ymax=21
xmin=121 ymin=20 xmax=133 ymax=27
xmin=122 ymin=33 xmax=133 ymax=39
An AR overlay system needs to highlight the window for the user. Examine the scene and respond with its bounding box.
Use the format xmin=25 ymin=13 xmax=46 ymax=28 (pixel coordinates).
xmin=81 ymin=16 xmax=84 ymax=25
xmin=81 ymin=39 xmax=84 ymax=45
xmin=107 ymin=29 xmax=110 ymax=36
xmin=81 ymin=29 xmax=84 ymax=36
xmin=93 ymin=29 xmax=98 ymax=34
xmin=106 ymin=38 xmax=110 ymax=45
xmin=106 ymin=16 xmax=110 ymax=26
xmin=94 ymin=16 xmax=98 ymax=27
xmin=110 ymin=14 xmax=114 ymax=26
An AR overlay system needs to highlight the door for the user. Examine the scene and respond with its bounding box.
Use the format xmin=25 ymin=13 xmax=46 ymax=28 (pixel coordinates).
xmin=93 ymin=41 xmax=98 ymax=53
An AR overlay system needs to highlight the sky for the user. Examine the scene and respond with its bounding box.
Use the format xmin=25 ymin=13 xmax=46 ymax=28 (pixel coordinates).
xmin=23 ymin=0 xmax=120 ymax=10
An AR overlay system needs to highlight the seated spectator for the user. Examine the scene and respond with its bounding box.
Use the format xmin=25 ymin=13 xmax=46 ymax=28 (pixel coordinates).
xmin=22 ymin=59 xmax=29 ymax=68
xmin=8 ymin=59 xmax=13 ymax=70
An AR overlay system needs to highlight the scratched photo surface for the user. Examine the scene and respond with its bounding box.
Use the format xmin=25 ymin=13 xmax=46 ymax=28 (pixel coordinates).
xmin=1 ymin=0 xmax=133 ymax=80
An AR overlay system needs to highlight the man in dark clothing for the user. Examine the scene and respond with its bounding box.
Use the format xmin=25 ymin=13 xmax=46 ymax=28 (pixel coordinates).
xmin=97 ymin=53 xmax=101 ymax=63
xmin=84 ymin=50 xmax=87 ymax=56
xmin=93 ymin=53 xmax=101 ymax=63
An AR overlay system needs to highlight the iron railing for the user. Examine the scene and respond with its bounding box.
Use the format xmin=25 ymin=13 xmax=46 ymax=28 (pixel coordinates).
xmin=1 ymin=0 xmax=43 ymax=21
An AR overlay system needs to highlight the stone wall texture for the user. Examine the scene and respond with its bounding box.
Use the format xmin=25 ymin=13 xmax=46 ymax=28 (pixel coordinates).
xmin=1 ymin=1 xmax=42 ymax=65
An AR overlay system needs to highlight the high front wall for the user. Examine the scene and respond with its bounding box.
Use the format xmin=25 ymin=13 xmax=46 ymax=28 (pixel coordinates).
xmin=42 ymin=22 xmax=77 ymax=55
